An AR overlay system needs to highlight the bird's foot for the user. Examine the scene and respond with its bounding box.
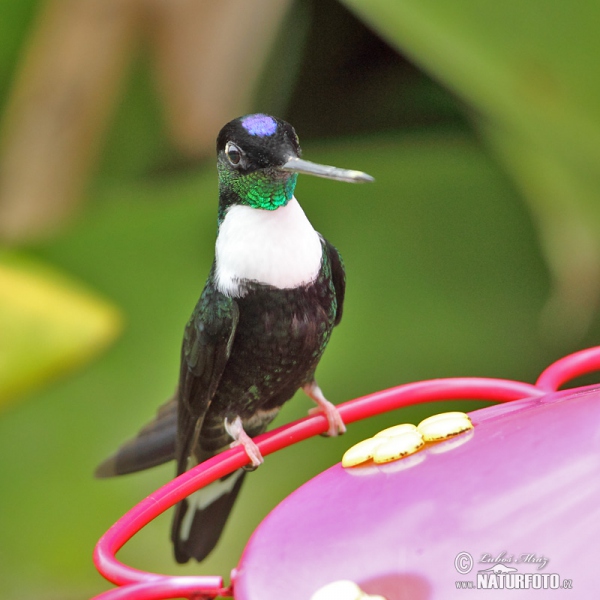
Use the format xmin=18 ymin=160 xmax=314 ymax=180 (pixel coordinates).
xmin=303 ymin=382 xmax=346 ymax=437
xmin=225 ymin=416 xmax=264 ymax=471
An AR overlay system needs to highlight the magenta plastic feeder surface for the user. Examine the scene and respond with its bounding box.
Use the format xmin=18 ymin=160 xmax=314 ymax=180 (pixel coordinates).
xmin=233 ymin=386 xmax=599 ymax=599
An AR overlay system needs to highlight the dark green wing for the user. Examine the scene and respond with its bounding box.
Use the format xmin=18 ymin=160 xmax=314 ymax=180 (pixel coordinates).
xmin=177 ymin=270 xmax=239 ymax=474
xmin=324 ymin=239 xmax=346 ymax=326
xmin=95 ymin=266 xmax=238 ymax=485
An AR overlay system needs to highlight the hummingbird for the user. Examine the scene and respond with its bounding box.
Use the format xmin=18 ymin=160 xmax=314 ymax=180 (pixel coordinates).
xmin=95 ymin=113 xmax=373 ymax=563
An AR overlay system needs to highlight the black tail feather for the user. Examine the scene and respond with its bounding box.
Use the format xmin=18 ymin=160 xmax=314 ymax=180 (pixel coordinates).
xmin=171 ymin=469 xmax=246 ymax=563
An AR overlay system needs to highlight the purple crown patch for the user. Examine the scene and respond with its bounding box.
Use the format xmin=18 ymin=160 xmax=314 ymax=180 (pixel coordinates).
xmin=241 ymin=114 xmax=277 ymax=137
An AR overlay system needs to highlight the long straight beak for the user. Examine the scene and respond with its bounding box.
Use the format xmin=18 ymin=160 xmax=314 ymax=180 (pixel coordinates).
xmin=281 ymin=157 xmax=374 ymax=183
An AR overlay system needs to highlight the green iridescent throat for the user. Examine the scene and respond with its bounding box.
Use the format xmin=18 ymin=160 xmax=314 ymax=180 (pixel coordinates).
xmin=219 ymin=166 xmax=298 ymax=211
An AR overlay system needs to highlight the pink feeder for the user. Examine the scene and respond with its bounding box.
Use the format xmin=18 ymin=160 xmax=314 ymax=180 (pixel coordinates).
xmin=93 ymin=347 xmax=600 ymax=599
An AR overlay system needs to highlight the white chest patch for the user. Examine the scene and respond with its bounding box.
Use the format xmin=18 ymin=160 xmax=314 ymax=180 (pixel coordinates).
xmin=215 ymin=198 xmax=323 ymax=297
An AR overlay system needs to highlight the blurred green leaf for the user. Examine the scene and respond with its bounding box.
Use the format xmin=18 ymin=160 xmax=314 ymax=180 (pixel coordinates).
xmin=340 ymin=0 xmax=600 ymax=165
xmin=341 ymin=0 xmax=600 ymax=340
xmin=0 ymin=0 xmax=37 ymax=102
xmin=0 ymin=253 xmax=122 ymax=408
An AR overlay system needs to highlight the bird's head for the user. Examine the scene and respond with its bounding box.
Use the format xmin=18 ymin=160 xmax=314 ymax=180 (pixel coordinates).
xmin=216 ymin=114 xmax=373 ymax=220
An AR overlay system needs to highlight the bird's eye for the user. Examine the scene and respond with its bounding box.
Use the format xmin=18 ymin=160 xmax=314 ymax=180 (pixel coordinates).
xmin=225 ymin=142 xmax=242 ymax=166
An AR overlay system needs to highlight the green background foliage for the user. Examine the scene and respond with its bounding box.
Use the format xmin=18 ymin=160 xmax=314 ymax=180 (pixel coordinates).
xmin=0 ymin=1 xmax=598 ymax=598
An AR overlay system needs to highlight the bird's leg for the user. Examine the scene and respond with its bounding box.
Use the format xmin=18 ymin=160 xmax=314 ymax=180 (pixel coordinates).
xmin=303 ymin=381 xmax=346 ymax=437
xmin=224 ymin=416 xmax=264 ymax=470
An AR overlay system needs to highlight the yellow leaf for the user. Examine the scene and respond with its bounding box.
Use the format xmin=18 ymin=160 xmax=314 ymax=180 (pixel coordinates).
xmin=0 ymin=253 xmax=122 ymax=409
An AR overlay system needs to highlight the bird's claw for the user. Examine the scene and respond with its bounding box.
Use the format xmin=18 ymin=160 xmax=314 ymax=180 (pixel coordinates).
xmin=303 ymin=382 xmax=346 ymax=437
xmin=308 ymin=402 xmax=347 ymax=437
xmin=229 ymin=436 xmax=264 ymax=470
xmin=225 ymin=416 xmax=264 ymax=469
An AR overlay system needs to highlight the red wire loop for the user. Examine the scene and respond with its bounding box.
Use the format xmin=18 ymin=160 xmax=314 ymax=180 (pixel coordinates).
xmin=536 ymin=346 xmax=600 ymax=391
xmin=92 ymin=346 xmax=600 ymax=600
